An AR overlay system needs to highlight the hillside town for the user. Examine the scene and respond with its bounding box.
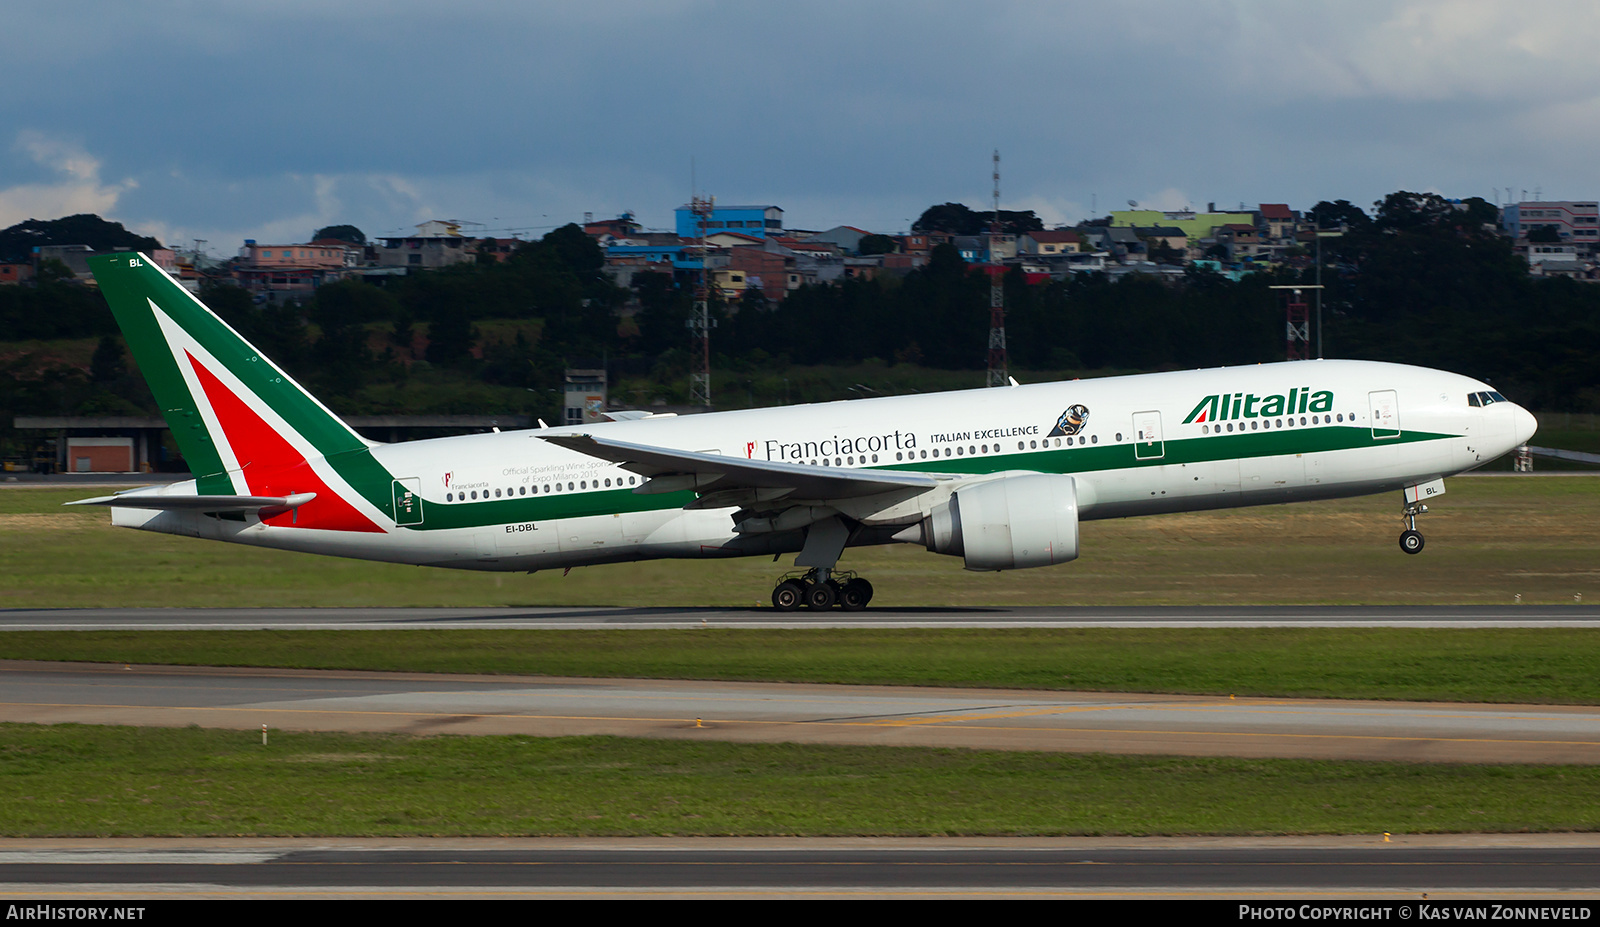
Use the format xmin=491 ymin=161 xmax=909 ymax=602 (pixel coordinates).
xmin=5 ymin=189 xmax=1600 ymax=475
xmin=2 ymin=196 xmax=1597 ymax=303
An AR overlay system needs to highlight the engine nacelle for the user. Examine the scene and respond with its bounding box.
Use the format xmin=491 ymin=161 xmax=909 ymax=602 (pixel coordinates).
xmin=925 ymin=474 xmax=1080 ymax=571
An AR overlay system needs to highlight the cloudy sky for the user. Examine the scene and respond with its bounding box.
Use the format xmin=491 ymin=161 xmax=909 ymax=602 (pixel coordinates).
xmin=1 ymin=1 xmax=1592 ymax=253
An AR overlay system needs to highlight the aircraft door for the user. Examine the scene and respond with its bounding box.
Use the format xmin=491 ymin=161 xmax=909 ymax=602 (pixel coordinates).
xmin=391 ymin=478 xmax=423 ymax=526
xmin=1369 ymin=390 xmax=1400 ymax=439
xmin=1132 ymin=411 xmax=1164 ymax=460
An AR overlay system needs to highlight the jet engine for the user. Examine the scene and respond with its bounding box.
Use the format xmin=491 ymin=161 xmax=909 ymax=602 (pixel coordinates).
xmin=921 ymin=474 xmax=1080 ymax=571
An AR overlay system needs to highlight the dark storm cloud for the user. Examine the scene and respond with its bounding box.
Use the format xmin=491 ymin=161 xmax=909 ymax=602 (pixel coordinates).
xmin=2 ymin=2 xmax=1596 ymax=249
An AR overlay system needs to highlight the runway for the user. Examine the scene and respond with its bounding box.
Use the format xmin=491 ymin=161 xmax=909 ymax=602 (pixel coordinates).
xmin=4 ymin=660 xmax=1599 ymax=764
xmin=4 ymin=604 xmax=1600 ymax=629
xmin=3 ymin=838 xmax=1600 ymax=898
xmin=4 ymin=610 xmax=1599 ymax=898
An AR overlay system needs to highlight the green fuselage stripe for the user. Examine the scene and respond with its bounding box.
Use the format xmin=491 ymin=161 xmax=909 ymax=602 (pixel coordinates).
xmin=378 ymin=425 xmax=1456 ymax=532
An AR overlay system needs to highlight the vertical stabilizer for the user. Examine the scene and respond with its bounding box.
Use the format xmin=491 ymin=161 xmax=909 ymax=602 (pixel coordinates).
xmin=90 ymin=253 xmax=384 ymax=531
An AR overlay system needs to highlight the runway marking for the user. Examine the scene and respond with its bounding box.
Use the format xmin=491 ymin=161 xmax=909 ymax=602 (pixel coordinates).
xmin=13 ymin=680 xmax=1595 ymax=730
xmin=852 ymin=701 xmax=1600 ymax=729
xmin=5 ymin=701 xmax=1600 ymax=752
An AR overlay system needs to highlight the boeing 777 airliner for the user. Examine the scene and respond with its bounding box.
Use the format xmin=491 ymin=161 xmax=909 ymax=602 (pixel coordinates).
xmin=72 ymin=253 xmax=1538 ymax=610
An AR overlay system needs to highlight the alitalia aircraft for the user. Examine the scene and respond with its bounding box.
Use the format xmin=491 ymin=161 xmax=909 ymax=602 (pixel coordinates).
xmin=74 ymin=252 xmax=1537 ymax=610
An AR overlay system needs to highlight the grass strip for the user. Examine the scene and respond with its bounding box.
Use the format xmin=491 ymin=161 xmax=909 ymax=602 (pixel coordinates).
xmin=6 ymin=477 xmax=1600 ymax=608
xmin=2 ymin=723 xmax=1596 ymax=837
xmin=5 ymin=628 xmax=1600 ymax=704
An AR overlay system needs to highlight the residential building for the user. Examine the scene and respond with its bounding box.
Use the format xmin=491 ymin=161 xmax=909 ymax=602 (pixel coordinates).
xmin=1527 ymin=243 xmax=1582 ymax=274
xmin=1503 ymin=201 xmax=1600 ymax=249
xmin=769 ymin=236 xmax=840 ymax=260
xmin=703 ymin=230 xmax=767 ymax=250
xmin=725 ymin=246 xmax=796 ymax=300
xmin=1134 ymin=227 xmax=1187 ymax=258
xmin=475 ymin=237 xmax=522 ymax=264
xmin=1258 ymin=203 xmax=1299 ymax=240
xmin=376 ymin=220 xmax=478 ymax=269
xmin=563 ymin=368 xmax=607 ymax=426
xmin=582 ymin=213 xmax=642 ymax=240
xmin=1215 ymin=224 xmax=1264 ymax=260
xmin=238 ymin=240 xmax=357 ymax=270
xmin=896 ymin=231 xmax=951 ymax=254
xmin=0 ymin=262 xmax=34 ymax=285
xmin=953 ymin=234 xmax=1017 ymax=263
xmin=674 ymin=204 xmax=784 ymax=240
xmin=1075 ymin=226 xmax=1142 ymax=262
xmin=1018 ymin=230 xmax=1084 ymax=255
xmin=1110 ymin=207 xmax=1255 ymax=246
xmin=804 ymin=226 xmax=871 ymax=253
xmin=234 ymin=239 xmax=359 ymax=297
xmin=34 ymin=245 xmax=177 ymax=283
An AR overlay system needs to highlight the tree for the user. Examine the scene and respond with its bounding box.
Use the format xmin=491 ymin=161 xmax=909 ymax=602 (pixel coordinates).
xmin=533 ymin=223 xmax=606 ymax=280
xmin=632 ymin=270 xmax=690 ymax=351
xmin=313 ymin=224 xmax=366 ymax=245
xmin=311 ymin=279 xmax=398 ymax=327
xmin=90 ymin=335 xmax=126 ymax=383
xmin=1146 ymin=238 xmax=1184 ymax=265
xmin=0 ymin=214 xmax=162 ymax=263
xmin=912 ymin=203 xmax=1045 ymax=236
xmin=425 ymin=308 xmax=476 ymax=366
xmin=858 ymin=233 xmax=896 ymax=255
xmin=1373 ymin=191 xmax=1455 ymax=232
xmin=1306 ymin=199 xmax=1371 ymax=232
xmin=1458 ymin=197 xmax=1500 ymax=230
xmin=34 ymin=258 xmax=75 ymax=285
xmin=913 ymin=203 xmax=982 ymax=235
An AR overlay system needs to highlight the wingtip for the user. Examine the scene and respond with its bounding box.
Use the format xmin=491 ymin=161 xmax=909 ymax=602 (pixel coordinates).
xmin=63 ymin=495 xmax=119 ymax=507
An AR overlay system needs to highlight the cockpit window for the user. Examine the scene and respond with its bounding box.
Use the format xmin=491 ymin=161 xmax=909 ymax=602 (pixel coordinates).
xmin=1468 ymin=393 xmax=1481 ymax=407
xmin=1489 ymin=391 xmax=1507 ymax=403
xmin=1469 ymin=391 xmax=1506 ymax=406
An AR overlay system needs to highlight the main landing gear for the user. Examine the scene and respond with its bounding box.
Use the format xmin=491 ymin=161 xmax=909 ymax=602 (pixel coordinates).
xmin=771 ymin=569 xmax=875 ymax=612
xmin=1399 ymin=501 xmax=1428 ymax=555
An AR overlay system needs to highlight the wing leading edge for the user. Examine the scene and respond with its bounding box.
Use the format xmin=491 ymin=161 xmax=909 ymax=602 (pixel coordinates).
xmin=538 ymin=433 xmax=940 ymax=501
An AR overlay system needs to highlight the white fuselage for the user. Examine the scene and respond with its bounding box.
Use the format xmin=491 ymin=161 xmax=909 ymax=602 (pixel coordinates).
xmin=113 ymin=359 xmax=1537 ymax=572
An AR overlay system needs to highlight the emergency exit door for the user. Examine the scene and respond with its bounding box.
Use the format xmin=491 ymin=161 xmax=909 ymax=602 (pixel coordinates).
xmin=1133 ymin=411 xmax=1164 ymax=460
xmin=1369 ymin=390 xmax=1400 ymax=440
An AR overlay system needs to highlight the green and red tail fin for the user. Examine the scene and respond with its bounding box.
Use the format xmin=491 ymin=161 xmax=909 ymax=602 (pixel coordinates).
xmin=90 ymin=253 xmax=386 ymax=531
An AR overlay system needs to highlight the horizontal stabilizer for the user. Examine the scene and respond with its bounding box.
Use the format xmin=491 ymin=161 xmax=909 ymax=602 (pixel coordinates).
xmin=67 ymin=491 xmax=318 ymax=513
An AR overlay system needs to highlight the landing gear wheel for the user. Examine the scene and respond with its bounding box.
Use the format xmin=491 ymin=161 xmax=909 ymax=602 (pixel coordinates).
xmin=838 ymin=578 xmax=874 ymax=611
xmin=804 ymin=580 xmax=837 ymax=610
xmin=1399 ymin=529 xmax=1425 ymax=555
xmin=772 ymin=580 xmax=804 ymax=611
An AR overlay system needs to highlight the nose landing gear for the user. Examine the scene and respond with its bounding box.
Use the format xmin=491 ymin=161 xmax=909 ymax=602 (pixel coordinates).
xmin=1399 ymin=502 xmax=1427 ymax=555
xmin=770 ymin=569 xmax=874 ymax=611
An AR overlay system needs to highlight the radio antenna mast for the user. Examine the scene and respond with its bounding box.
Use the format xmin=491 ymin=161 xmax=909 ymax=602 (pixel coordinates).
xmin=986 ymin=149 xmax=1009 ymax=388
xmin=688 ymin=193 xmax=715 ymax=409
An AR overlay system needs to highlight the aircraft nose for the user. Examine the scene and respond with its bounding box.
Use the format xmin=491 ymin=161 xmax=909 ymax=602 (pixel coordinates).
xmin=1513 ymin=404 xmax=1538 ymax=446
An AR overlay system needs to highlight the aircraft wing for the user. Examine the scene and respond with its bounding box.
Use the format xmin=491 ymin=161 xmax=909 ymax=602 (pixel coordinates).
xmin=539 ymin=433 xmax=940 ymax=501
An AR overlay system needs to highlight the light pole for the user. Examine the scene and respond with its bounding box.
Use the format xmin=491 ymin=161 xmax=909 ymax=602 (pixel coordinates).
xmin=1314 ymin=226 xmax=1344 ymax=358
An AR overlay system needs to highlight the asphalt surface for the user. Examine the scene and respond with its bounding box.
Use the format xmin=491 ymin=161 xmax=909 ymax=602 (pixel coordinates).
xmin=4 ymin=604 xmax=1600 ymax=629
xmin=5 ymin=605 xmax=1598 ymax=897
xmin=3 ymin=839 xmax=1600 ymax=898
xmin=4 ymin=660 xmax=1599 ymax=764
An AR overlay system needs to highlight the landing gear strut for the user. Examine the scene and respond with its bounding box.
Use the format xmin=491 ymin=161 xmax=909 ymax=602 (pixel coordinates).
xmin=1399 ymin=502 xmax=1427 ymax=555
xmin=770 ymin=569 xmax=874 ymax=612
